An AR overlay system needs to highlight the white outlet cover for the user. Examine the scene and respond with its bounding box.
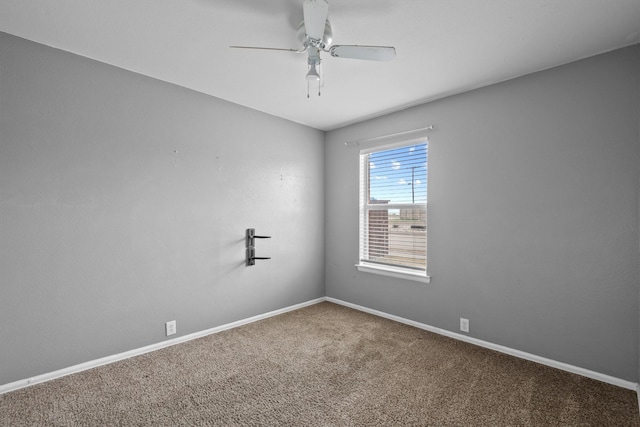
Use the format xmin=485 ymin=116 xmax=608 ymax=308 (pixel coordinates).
xmin=460 ymin=318 xmax=469 ymax=333
xmin=166 ymin=320 xmax=177 ymax=336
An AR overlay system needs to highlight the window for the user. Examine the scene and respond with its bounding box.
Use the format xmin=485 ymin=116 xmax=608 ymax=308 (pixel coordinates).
xmin=357 ymin=139 xmax=429 ymax=283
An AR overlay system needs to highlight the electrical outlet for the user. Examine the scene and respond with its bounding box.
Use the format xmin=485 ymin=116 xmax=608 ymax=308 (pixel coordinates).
xmin=165 ymin=320 xmax=177 ymax=336
xmin=460 ymin=318 xmax=469 ymax=333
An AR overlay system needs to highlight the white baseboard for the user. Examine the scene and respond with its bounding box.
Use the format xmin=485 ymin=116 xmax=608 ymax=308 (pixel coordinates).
xmin=326 ymin=297 xmax=638 ymax=391
xmin=0 ymin=297 xmax=326 ymax=395
xmin=2 ymin=296 xmax=637 ymax=396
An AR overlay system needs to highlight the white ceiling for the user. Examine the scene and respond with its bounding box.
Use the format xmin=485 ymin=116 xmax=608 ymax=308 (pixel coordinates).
xmin=1 ymin=0 xmax=639 ymax=131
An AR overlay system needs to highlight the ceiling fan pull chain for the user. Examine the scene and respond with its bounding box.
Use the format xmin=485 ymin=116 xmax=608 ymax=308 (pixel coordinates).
xmin=307 ymin=80 xmax=310 ymax=99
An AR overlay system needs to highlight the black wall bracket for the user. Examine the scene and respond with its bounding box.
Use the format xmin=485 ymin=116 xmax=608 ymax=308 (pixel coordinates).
xmin=246 ymin=228 xmax=271 ymax=266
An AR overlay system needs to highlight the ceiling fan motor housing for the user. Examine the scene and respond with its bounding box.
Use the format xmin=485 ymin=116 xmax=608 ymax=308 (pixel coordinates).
xmin=297 ymin=20 xmax=333 ymax=49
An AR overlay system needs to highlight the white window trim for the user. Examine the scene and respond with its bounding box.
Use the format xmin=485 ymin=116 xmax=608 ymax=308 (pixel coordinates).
xmin=356 ymin=262 xmax=431 ymax=283
xmin=357 ymin=136 xmax=430 ymax=284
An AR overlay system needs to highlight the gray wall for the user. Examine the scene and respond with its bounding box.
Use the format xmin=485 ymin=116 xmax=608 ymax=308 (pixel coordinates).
xmin=0 ymin=32 xmax=325 ymax=385
xmin=1 ymin=29 xmax=638 ymax=387
xmin=325 ymin=45 xmax=640 ymax=381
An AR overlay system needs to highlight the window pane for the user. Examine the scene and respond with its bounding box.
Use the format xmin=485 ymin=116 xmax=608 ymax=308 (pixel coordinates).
xmin=365 ymin=208 xmax=426 ymax=270
xmin=359 ymin=140 xmax=428 ymax=274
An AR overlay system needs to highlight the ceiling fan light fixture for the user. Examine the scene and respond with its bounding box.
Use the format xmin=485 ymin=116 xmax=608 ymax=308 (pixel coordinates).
xmin=306 ymin=62 xmax=321 ymax=81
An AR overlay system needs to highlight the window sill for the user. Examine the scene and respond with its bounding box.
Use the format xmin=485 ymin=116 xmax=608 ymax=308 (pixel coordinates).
xmin=355 ymin=263 xmax=431 ymax=284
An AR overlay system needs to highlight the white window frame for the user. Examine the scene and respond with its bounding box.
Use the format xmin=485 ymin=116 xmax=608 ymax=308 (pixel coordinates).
xmin=356 ymin=137 xmax=430 ymax=283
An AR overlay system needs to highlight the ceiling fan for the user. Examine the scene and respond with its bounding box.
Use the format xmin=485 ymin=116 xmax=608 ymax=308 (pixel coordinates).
xmin=230 ymin=0 xmax=396 ymax=97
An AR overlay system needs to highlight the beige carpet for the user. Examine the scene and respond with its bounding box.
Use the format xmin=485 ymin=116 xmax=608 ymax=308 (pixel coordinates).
xmin=1 ymin=301 xmax=638 ymax=426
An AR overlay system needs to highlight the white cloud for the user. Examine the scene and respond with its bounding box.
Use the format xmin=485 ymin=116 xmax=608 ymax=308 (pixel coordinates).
xmin=415 ymin=180 xmax=422 ymax=184
xmin=398 ymin=179 xmax=407 ymax=185
xmin=369 ymin=161 xmax=376 ymax=169
xmin=392 ymin=161 xmax=401 ymax=170
xmin=374 ymin=176 xmax=387 ymax=180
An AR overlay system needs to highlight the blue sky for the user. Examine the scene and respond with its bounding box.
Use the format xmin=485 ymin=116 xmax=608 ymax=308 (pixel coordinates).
xmin=368 ymin=142 xmax=427 ymax=204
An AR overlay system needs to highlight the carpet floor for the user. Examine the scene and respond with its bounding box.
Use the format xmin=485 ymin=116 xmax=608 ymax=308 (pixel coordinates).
xmin=0 ymin=301 xmax=638 ymax=426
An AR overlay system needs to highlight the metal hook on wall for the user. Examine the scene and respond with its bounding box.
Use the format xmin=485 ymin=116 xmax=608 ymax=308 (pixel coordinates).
xmin=246 ymin=228 xmax=271 ymax=266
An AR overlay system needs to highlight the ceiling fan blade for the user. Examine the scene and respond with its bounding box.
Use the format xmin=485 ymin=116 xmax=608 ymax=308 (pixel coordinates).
xmin=230 ymin=46 xmax=304 ymax=53
xmin=329 ymin=45 xmax=396 ymax=61
xmin=303 ymin=0 xmax=329 ymax=40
